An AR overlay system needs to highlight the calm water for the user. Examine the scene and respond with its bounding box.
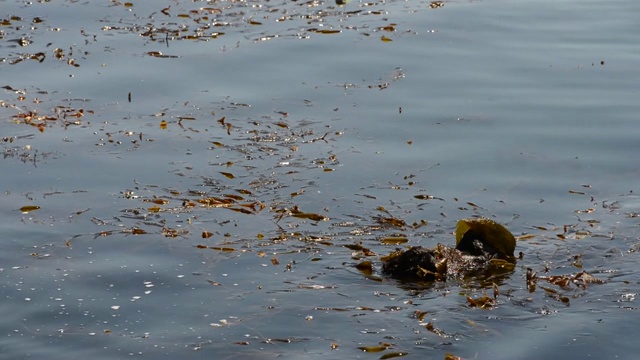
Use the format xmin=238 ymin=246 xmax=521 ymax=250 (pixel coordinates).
xmin=2 ymin=0 xmax=640 ymax=359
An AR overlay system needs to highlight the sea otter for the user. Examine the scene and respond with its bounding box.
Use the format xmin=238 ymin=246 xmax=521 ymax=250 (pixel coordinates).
xmin=381 ymin=218 xmax=516 ymax=281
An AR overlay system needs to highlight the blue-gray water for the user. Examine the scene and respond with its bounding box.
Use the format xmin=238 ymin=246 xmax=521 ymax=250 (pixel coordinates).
xmin=1 ymin=0 xmax=639 ymax=359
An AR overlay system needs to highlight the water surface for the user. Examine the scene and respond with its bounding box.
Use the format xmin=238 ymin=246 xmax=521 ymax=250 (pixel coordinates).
xmin=2 ymin=0 xmax=640 ymax=359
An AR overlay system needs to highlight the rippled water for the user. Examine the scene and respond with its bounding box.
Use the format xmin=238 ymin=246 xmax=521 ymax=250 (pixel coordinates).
xmin=2 ymin=0 xmax=640 ymax=359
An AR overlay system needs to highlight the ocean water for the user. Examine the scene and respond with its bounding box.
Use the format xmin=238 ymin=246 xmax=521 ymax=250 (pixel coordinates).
xmin=1 ymin=0 xmax=639 ymax=359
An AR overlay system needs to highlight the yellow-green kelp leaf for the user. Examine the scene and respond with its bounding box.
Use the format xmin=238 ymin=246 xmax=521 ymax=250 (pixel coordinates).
xmin=466 ymin=295 xmax=495 ymax=309
xmin=379 ymin=352 xmax=409 ymax=359
xmin=357 ymin=344 xmax=389 ymax=352
xmin=444 ymin=353 xmax=462 ymax=360
xmin=220 ymin=171 xmax=235 ymax=179
xmin=380 ymin=237 xmax=408 ymax=245
xmin=355 ymin=260 xmax=374 ymax=276
xmin=313 ymin=29 xmax=341 ymax=34
xmin=455 ymin=218 xmax=516 ymax=259
xmin=20 ymin=205 xmax=40 ymax=213
xmin=292 ymin=212 xmax=327 ymax=221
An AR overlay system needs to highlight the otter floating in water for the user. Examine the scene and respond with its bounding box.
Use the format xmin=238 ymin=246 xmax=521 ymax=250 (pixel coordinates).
xmin=381 ymin=218 xmax=517 ymax=282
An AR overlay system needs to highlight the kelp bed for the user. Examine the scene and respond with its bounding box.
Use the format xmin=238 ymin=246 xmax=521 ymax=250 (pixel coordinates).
xmin=2 ymin=1 xmax=640 ymax=359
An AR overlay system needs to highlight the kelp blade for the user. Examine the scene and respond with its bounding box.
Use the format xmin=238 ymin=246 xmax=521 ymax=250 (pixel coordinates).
xmin=455 ymin=218 xmax=516 ymax=259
